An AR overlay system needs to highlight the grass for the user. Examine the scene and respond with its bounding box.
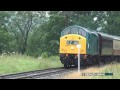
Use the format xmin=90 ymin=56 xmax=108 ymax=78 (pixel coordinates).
xmin=62 ymin=62 xmax=120 ymax=79
xmin=92 ymin=62 xmax=120 ymax=79
xmin=62 ymin=66 xmax=107 ymax=79
xmin=0 ymin=54 xmax=63 ymax=75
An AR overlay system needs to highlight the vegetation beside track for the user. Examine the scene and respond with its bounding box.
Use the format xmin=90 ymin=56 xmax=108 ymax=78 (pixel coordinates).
xmin=62 ymin=62 xmax=120 ymax=79
xmin=0 ymin=54 xmax=63 ymax=75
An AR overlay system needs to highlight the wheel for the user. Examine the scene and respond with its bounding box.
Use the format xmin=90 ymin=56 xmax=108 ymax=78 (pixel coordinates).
xmin=64 ymin=64 xmax=67 ymax=68
xmin=64 ymin=64 xmax=69 ymax=69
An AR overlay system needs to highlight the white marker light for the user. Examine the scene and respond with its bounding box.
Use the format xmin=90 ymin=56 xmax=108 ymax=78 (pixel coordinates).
xmin=71 ymin=46 xmax=74 ymax=50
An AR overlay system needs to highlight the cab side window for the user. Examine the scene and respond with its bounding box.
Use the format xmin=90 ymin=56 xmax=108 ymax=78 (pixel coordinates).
xmin=79 ymin=28 xmax=86 ymax=37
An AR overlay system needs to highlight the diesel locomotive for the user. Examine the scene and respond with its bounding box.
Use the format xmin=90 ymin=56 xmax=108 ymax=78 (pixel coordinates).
xmin=59 ymin=25 xmax=120 ymax=68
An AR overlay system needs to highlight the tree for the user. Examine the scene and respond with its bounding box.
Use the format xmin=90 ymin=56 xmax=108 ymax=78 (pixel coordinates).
xmin=7 ymin=11 xmax=46 ymax=54
xmin=27 ymin=11 xmax=107 ymax=56
xmin=27 ymin=15 xmax=67 ymax=56
xmin=0 ymin=11 xmax=12 ymax=54
xmin=1 ymin=11 xmax=120 ymax=57
xmin=103 ymin=11 xmax=120 ymax=36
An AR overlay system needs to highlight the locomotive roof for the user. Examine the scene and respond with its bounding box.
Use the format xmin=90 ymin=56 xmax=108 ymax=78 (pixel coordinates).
xmin=62 ymin=25 xmax=94 ymax=34
xmin=73 ymin=25 xmax=100 ymax=36
xmin=62 ymin=25 xmax=88 ymax=32
xmin=78 ymin=25 xmax=120 ymax=40
xmin=62 ymin=25 xmax=120 ymax=40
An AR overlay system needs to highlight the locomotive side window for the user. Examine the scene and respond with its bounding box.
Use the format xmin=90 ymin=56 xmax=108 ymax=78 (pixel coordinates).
xmin=79 ymin=28 xmax=86 ymax=37
xmin=82 ymin=30 xmax=86 ymax=36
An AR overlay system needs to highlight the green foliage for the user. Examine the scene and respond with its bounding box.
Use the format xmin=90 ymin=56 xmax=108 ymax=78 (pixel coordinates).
xmin=0 ymin=54 xmax=63 ymax=74
xmin=103 ymin=11 xmax=120 ymax=36
xmin=0 ymin=12 xmax=13 ymax=53
xmin=6 ymin=11 xmax=46 ymax=54
xmin=1 ymin=11 xmax=120 ymax=57
xmin=92 ymin=62 xmax=120 ymax=79
xmin=26 ymin=48 xmax=42 ymax=57
xmin=22 ymin=11 xmax=120 ymax=57
xmin=27 ymin=15 xmax=67 ymax=56
xmin=41 ymin=52 xmax=49 ymax=58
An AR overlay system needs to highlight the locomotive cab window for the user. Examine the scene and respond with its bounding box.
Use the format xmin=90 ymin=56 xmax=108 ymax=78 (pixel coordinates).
xmin=63 ymin=28 xmax=71 ymax=35
xmin=61 ymin=26 xmax=86 ymax=37
xmin=70 ymin=27 xmax=79 ymax=34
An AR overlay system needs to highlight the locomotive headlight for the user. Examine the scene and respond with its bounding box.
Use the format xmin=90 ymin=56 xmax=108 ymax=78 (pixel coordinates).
xmin=71 ymin=46 xmax=74 ymax=50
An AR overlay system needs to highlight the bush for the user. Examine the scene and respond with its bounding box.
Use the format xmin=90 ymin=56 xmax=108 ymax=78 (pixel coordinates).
xmin=49 ymin=55 xmax=59 ymax=61
xmin=41 ymin=52 xmax=49 ymax=58
xmin=26 ymin=48 xmax=42 ymax=57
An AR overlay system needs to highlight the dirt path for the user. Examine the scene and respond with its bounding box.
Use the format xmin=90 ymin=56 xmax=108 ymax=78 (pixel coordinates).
xmin=61 ymin=65 xmax=109 ymax=79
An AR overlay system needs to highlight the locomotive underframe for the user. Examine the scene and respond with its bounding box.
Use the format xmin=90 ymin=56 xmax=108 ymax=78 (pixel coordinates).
xmin=60 ymin=54 xmax=120 ymax=68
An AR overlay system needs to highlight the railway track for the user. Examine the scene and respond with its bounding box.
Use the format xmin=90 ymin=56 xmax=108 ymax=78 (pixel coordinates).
xmin=0 ymin=67 xmax=76 ymax=79
xmin=0 ymin=62 xmax=107 ymax=79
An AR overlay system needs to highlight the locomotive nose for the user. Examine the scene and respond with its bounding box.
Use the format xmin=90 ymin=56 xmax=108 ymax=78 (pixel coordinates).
xmin=59 ymin=34 xmax=86 ymax=54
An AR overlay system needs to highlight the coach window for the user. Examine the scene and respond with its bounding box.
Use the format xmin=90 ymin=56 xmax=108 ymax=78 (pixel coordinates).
xmin=109 ymin=40 xmax=111 ymax=48
xmin=103 ymin=39 xmax=106 ymax=47
xmin=111 ymin=41 xmax=113 ymax=48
